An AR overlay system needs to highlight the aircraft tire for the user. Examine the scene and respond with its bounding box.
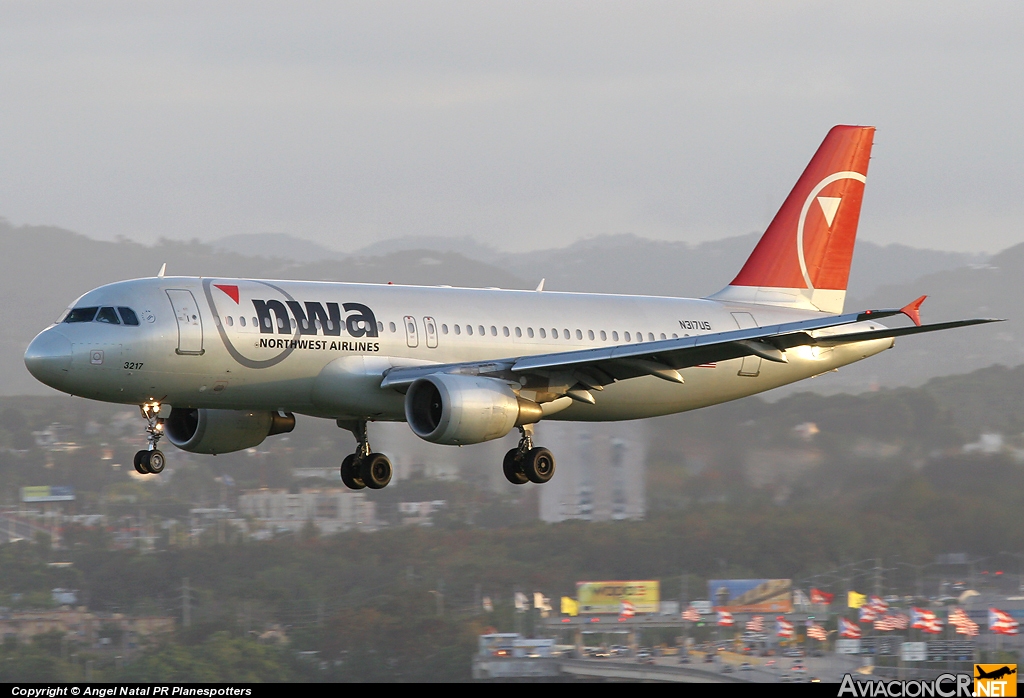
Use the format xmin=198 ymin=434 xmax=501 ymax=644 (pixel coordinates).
xmin=361 ymin=453 xmax=392 ymax=489
xmin=502 ymin=449 xmax=529 ymax=485
xmin=522 ymin=447 xmax=555 ymax=484
xmin=147 ymin=449 xmax=166 ymax=474
xmin=134 ymin=450 xmax=150 ymax=475
xmin=340 ymin=454 xmax=366 ymax=490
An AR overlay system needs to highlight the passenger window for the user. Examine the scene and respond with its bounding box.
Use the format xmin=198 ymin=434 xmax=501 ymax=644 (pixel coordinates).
xmin=491 ymin=326 xmax=497 ymax=336
xmin=624 ymin=332 xmax=631 ymax=342
xmin=479 ymin=325 xmax=485 ymax=336
xmin=600 ymin=330 xmax=607 ymax=341
xmin=539 ymin=328 xmax=546 ymax=339
xmin=117 ymin=307 xmax=140 ymax=325
xmin=503 ymin=327 xmax=510 ymax=337
xmin=612 ymin=331 xmax=619 ymax=341
xmin=637 ymin=333 xmax=644 ymax=342
xmin=552 ymin=328 xmax=559 ymax=339
xmin=378 ymin=321 xmax=384 ymax=333
xmin=672 ymin=333 xmax=678 ymax=339
xmin=314 ymin=319 xmax=322 ymax=330
xmin=587 ymin=330 xmax=594 ymax=340
xmin=576 ymin=329 xmax=583 ymax=340
xmin=390 ymin=322 xmax=397 ymax=333
xmin=65 ymin=307 xmax=99 ymax=323
xmin=407 ymin=320 xmax=416 ymax=333
xmin=514 ymin=327 xmax=521 ymax=337
xmin=467 ymin=325 xmax=473 ymax=336
xmin=253 ymin=317 xmax=259 ymax=328
xmin=454 ymin=325 xmax=461 ymax=335
xmin=96 ymin=307 xmax=121 ymax=324
xmin=527 ymin=328 xmax=534 ymax=338
xmin=239 ymin=316 xmax=247 ymax=327
xmin=442 ymin=324 xmax=449 ymax=334
xmin=226 ymin=316 xmax=234 ymax=327
xmin=660 ymin=333 xmax=666 ymax=340
xmin=649 ymin=333 xmax=655 ymax=341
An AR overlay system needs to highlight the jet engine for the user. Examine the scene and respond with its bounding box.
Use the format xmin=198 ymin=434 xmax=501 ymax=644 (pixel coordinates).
xmin=164 ymin=408 xmax=295 ymax=455
xmin=405 ymin=374 xmax=542 ymax=445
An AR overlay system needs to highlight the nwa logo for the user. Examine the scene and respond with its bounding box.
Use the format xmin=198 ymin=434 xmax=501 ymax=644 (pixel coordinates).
xmin=252 ymin=300 xmax=380 ymax=352
xmin=252 ymin=299 xmax=378 ymax=338
xmin=204 ymin=279 xmax=381 ymax=370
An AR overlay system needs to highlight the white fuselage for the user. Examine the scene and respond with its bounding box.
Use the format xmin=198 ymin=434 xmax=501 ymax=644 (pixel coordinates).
xmin=28 ymin=276 xmax=893 ymax=424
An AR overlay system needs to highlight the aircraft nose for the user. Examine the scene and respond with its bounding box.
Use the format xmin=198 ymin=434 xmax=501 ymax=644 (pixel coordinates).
xmin=24 ymin=330 xmax=73 ymax=389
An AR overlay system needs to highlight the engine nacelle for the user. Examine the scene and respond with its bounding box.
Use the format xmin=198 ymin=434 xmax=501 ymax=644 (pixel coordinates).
xmin=164 ymin=408 xmax=295 ymax=455
xmin=405 ymin=374 xmax=542 ymax=445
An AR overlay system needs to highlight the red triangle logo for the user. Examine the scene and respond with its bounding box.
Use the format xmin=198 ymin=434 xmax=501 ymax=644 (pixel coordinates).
xmin=214 ymin=284 xmax=240 ymax=304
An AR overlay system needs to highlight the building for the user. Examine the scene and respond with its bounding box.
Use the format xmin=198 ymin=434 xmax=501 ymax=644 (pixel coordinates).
xmin=237 ymin=488 xmax=376 ymax=535
xmin=537 ymin=421 xmax=647 ymax=523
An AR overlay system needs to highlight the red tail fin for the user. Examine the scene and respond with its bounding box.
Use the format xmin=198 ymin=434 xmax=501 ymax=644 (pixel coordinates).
xmin=710 ymin=125 xmax=874 ymax=313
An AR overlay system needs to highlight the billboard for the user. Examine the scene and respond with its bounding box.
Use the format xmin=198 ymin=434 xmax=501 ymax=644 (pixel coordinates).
xmin=576 ymin=580 xmax=660 ymax=614
xmin=708 ymin=579 xmax=793 ymax=613
xmin=21 ymin=486 xmax=75 ymax=503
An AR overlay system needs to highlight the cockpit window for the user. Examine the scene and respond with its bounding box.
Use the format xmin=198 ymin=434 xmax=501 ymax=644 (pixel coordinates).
xmin=117 ymin=307 xmax=140 ymax=325
xmin=64 ymin=307 xmax=99 ymax=323
xmin=95 ymin=307 xmax=121 ymax=324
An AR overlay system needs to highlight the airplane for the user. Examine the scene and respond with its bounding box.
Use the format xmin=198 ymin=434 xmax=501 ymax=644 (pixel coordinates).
xmin=23 ymin=125 xmax=998 ymax=489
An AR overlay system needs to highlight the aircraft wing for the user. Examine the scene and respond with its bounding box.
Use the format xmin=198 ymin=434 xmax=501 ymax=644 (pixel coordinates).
xmin=380 ymin=304 xmax=1000 ymax=400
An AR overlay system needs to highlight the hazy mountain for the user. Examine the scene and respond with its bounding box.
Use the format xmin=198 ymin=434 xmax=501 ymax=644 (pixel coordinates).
xmin=218 ymin=230 xmax=984 ymax=299
xmin=0 ymin=217 xmax=1009 ymax=397
xmin=0 ymin=220 xmax=527 ymax=395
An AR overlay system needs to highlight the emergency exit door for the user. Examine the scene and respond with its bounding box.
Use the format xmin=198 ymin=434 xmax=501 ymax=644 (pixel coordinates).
xmin=731 ymin=311 xmax=760 ymax=377
xmin=167 ymin=289 xmax=204 ymax=355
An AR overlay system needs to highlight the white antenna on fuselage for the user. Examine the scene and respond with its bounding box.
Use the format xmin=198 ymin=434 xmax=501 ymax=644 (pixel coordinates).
xmin=535 ymin=278 xmax=545 ymax=292
xmin=157 ymin=263 xmax=167 ymax=278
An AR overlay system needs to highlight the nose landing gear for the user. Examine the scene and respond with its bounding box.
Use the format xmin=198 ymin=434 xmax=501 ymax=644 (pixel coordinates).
xmin=134 ymin=402 xmax=166 ymax=475
xmin=503 ymin=424 xmax=556 ymax=485
xmin=337 ymin=419 xmax=393 ymax=490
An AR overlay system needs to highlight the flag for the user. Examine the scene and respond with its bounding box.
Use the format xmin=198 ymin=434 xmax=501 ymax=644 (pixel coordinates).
xmin=920 ymin=618 xmax=943 ymax=634
xmin=561 ymin=597 xmax=578 ymax=616
xmin=874 ymin=615 xmax=896 ymax=632
xmin=807 ymin=621 xmax=827 ymax=641
xmin=534 ymin=593 xmax=551 ymax=612
xmin=682 ymin=606 xmax=700 ymax=622
xmin=793 ymin=589 xmax=810 ymax=608
xmin=859 ymin=605 xmax=878 ymax=623
xmin=989 ymin=607 xmax=1020 ymax=635
xmin=619 ymin=600 xmax=635 ymax=620
xmin=810 ymin=588 xmax=834 ymax=605
xmin=515 ymin=592 xmax=529 ymax=611
xmin=948 ymin=607 xmax=970 ymax=628
xmin=776 ymin=616 xmax=794 ymax=639
xmin=910 ymin=607 xmax=936 ymax=630
xmin=483 ymin=596 xmax=494 ymax=613
xmin=848 ymin=591 xmax=867 ymax=609
xmin=746 ymin=615 xmax=764 ymax=632
xmin=891 ymin=613 xmax=909 ymax=630
xmin=839 ymin=617 xmax=862 ymax=639
xmin=868 ymin=595 xmax=888 ymax=615
xmin=717 ymin=610 xmax=734 ymax=627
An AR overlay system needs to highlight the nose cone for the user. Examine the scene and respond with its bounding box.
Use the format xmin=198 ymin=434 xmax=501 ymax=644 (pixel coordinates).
xmin=25 ymin=330 xmax=73 ymax=389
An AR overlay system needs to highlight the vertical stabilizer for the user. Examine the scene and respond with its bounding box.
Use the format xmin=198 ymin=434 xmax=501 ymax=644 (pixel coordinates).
xmin=708 ymin=125 xmax=875 ymax=314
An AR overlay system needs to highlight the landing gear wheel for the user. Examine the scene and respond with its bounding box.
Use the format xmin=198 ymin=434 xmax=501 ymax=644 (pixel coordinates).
xmin=146 ymin=449 xmax=166 ymax=474
xmin=502 ymin=449 xmax=529 ymax=485
xmin=522 ymin=447 xmax=555 ymax=484
xmin=134 ymin=450 xmax=150 ymax=474
xmin=340 ymin=454 xmax=366 ymax=490
xmin=360 ymin=453 xmax=393 ymax=489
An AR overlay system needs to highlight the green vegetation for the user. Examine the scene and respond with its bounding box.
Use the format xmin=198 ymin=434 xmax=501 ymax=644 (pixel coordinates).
xmin=0 ymin=364 xmax=1022 ymax=680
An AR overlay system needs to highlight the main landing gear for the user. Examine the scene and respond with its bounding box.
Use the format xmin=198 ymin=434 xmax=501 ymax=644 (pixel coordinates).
xmin=503 ymin=424 xmax=555 ymax=485
xmin=134 ymin=402 xmax=166 ymax=475
xmin=338 ymin=419 xmax=393 ymax=490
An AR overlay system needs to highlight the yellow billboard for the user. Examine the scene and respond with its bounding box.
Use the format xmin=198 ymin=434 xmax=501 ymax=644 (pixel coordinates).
xmin=576 ymin=581 xmax=660 ymax=614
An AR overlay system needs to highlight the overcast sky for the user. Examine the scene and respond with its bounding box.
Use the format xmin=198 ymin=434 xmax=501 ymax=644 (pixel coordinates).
xmin=0 ymin=2 xmax=1021 ymax=254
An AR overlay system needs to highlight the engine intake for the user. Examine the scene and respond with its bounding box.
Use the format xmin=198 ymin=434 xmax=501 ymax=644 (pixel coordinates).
xmin=405 ymin=374 xmax=542 ymax=445
xmin=165 ymin=408 xmax=295 ymax=455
